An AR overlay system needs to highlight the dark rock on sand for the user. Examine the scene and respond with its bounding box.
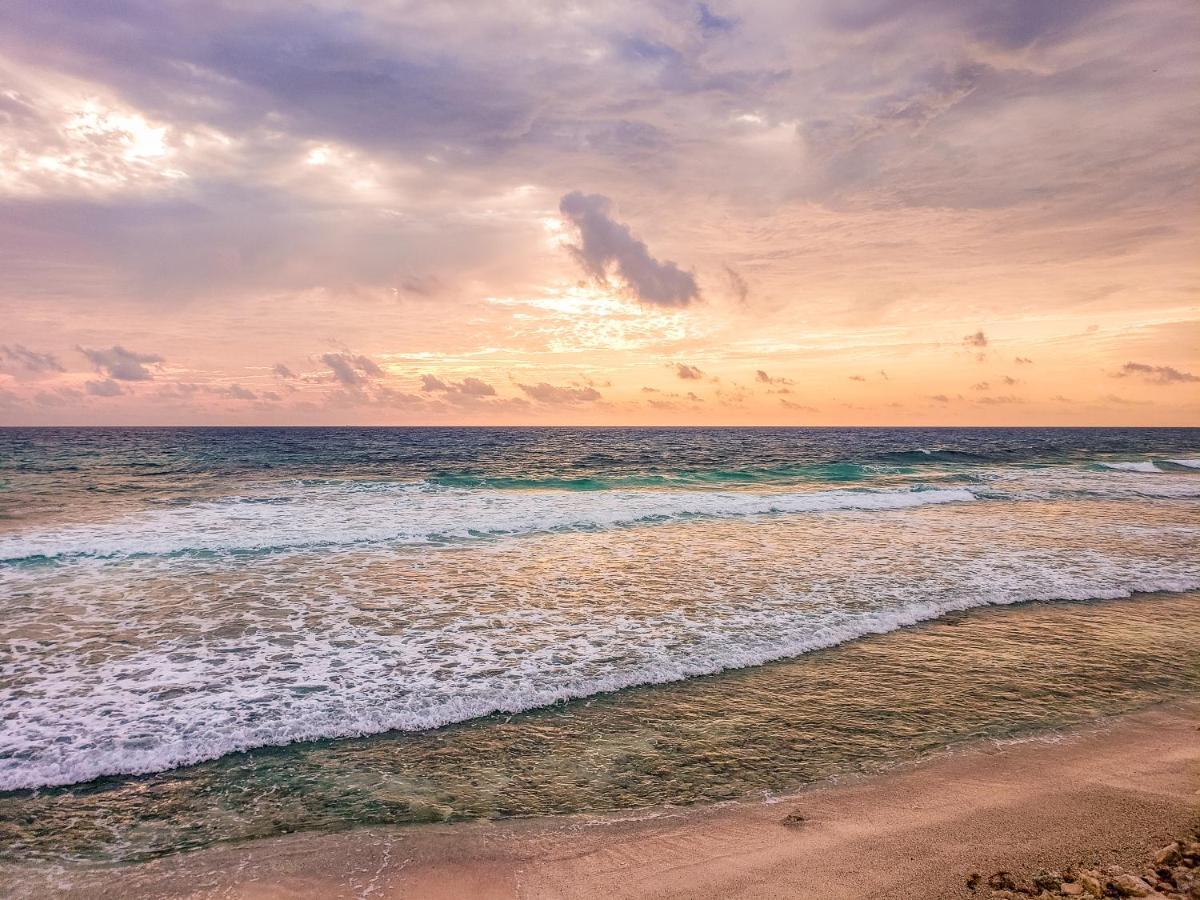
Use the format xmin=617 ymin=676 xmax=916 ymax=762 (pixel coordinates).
xmin=983 ymin=827 xmax=1200 ymax=899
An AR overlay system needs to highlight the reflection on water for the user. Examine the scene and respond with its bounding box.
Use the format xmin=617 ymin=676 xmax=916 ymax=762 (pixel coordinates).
xmin=2 ymin=591 xmax=1197 ymax=864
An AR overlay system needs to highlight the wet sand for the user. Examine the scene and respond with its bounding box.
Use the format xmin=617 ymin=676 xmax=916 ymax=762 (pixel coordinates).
xmin=8 ymin=701 xmax=1197 ymax=899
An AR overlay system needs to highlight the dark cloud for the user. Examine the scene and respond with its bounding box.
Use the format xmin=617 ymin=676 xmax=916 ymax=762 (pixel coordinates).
xmin=0 ymin=344 xmax=63 ymax=374
xmin=962 ymin=331 xmax=988 ymax=348
xmin=321 ymin=352 xmax=383 ymax=387
xmin=518 ymin=382 xmax=601 ymax=404
xmin=675 ymin=363 xmax=704 ymax=380
xmin=1113 ymin=362 xmax=1199 ymax=385
xmin=272 ymin=363 xmax=297 ymax=379
xmin=1014 ymin=357 xmax=1034 ymax=365
xmin=928 ymin=393 xmax=951 ymax=403
xmin=755 ymin=369 xmax=795 ymax=387
xmin=849 ymin=374 xmax=866 ymax=382
xmin=559 ymin=192 xmax=699 ymax=307
xmin=1000 ymin=375 xmax=1018 ymax=386
xmin=77 ymin=345 xmax=163 ymax=381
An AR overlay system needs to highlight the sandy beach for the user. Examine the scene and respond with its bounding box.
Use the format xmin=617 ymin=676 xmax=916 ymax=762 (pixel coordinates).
xmin=9 ymin=701 xmax=1196 ymax=900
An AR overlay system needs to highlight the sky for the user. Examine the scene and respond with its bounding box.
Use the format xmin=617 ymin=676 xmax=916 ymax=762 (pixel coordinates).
xmin=1 ymin=0 xmax=1197 ymax=426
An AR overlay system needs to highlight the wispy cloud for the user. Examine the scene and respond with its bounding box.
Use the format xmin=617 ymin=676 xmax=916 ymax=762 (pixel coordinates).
xmin=420 ymin=374 xmax=496 ymax=397
xmin=77 ymin=345 xmax=163 ymax=381
xmin=518 ymin=382 xmax=601 ymax=404
xmin=0 ymin=344 xmax=63 ymax=376
xmin=1113 ymin=362 xmax=1199 ymax=385
xmin=321 ymin=352 xmax=383 ymax=387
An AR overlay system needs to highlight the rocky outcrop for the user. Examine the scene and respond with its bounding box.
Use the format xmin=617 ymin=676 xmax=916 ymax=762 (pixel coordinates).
xmin=970 ymin=828 xmax=1199 ymax=899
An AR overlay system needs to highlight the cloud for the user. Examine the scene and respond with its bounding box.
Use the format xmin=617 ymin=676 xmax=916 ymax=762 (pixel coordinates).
xmin=32 ymin=387 xmax=80 ymax=407
xmin=85 ymin=378 xmax=123 ymax=396
xmin=675 ymin=363 xmax=704 ymax=380
xmin=698 ymin=3 xmax=738 ymax=35
xmin=272 ymin=363 xmax=297 ymax=379
xmin=0 ymin=344 xmax=63 ymax=374
xmin=971 ymin=381 xmax=990 ymax=391
xmin=1000 ymin=375 xmax=1018 ymax=386
xmin=976 ymin=394 xmax=1025 ymax=405
xmin=77 ymin=344 xmax=163 ymax=380
xmin=755 ymin=370 xmax=793 ymax=386
xmin=1014 ymin=357 xmax=1034 ymax=365
xmin=928 ymin=394 xmax=951 ymax=403
xmin=724 ymin=266 xmax=749 ymax=304
xmin=420 ymin=374 xmax=449 ymax=392
xmin=1102 ymin=393 xmax=1151 ymax=406
xmin=219 ymin=383 xmax=256 ymax=400
xmin=1113 ymin=362 xmax=1199 ymax=385
xmin=780 ymin=399 xmax=818 ymax=412
xmin=849 ymin=374 xmax=866 ymax=382
xmin=321 ymin=352 xmax=383 ymax=387
xmin=0 ymin=0 xmax=1195 ymax=427
xmin=559 ymin=192 xmax=699 ymax=307
xmin=420 ymin=374 xmax=496 ymax=397
xmin=518 ymin=382 xmax=601 ymax=404
xmin=962 ymin=331 xmax=988 ymax=348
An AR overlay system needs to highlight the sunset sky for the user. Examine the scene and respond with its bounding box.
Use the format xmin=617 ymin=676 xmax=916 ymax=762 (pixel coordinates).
xmin=1 ymin=0 xmax=1197 ymax=425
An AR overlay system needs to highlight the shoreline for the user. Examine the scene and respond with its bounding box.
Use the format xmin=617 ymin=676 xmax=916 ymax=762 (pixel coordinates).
xmin=8 ymin=700 xmax=1198 ymax=899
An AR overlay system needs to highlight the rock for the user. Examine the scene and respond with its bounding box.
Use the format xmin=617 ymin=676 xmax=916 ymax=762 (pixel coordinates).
xmin=1060 ymin=883 xmax=1084 ymax=896
xmin=1156 ymin=843 xmax=1183 ymax=867
xmin=967 ymin=872 xmax=983 ymax=891
xmin=781 ymin=812 xmax=807 ymax=826
xmin=1111 ymin=873 xmax=1154 ymax=897
xmin=1033 ymin=870 xmax=1063 ymax=892
xmin=1077 ymin=872 xmax=1104 ymax=897
xmin=989 ymin=872 xmax=1019 ymax=891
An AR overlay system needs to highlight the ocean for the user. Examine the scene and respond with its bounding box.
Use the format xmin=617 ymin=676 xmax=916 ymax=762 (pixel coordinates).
xmin=1 ymin=427 xmax=1198 ymax=863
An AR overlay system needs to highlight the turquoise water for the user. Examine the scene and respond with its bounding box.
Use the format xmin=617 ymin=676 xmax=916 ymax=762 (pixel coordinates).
xmin=1 ymin=427 xmax=1198 ymax=863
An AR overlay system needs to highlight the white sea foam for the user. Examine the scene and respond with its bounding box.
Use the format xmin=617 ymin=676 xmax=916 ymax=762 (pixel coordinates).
xmin=1099 ymin=461 xmax=1162 ymax=473
xmin=0 ymin=484 xmax=975 ymax=562
xmin=1167 ymin=458 xmax=1200 ymax=469
xmin=2 ymin=493 xmax=1198 ymax=792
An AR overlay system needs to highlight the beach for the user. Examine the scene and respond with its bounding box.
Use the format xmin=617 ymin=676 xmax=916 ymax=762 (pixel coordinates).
xmin=7 ymin=702 xmax=1196 ymax=899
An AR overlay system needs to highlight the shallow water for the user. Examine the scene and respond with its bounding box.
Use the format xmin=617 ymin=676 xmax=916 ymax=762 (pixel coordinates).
xmin=1 ymin=427 xmax=1197 ymax=862
xmin=2 ymin=592 xmax=1198 ymax=864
